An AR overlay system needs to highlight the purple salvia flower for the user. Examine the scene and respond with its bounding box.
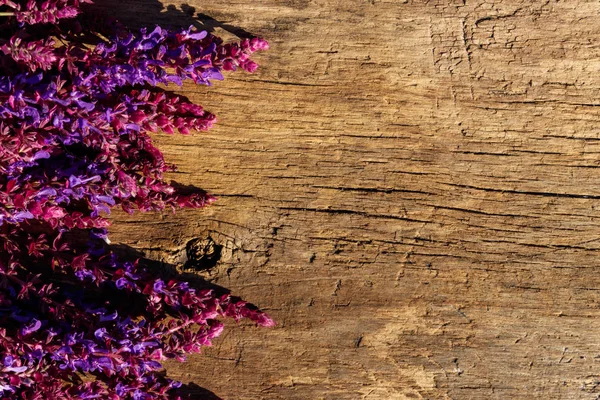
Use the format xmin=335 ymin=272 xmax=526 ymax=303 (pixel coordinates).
xmin=0 ymin=2 xmax=272 ymax=398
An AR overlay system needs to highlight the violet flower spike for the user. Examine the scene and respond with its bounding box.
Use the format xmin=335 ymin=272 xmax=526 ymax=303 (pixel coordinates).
xmin=0 ymin=1 xmax=271 ymax=398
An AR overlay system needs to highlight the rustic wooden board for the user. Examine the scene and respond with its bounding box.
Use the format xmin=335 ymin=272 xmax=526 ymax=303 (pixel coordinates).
xmin=103 ymin=0 xmax=600 ymax=398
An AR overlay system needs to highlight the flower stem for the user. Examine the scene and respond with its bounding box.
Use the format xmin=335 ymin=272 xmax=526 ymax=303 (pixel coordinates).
xmin=0 ymin=12 xmax=14 ymax=17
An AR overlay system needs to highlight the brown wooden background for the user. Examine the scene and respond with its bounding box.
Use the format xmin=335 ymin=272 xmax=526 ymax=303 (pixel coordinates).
xmin=104 ymin=0 xmax=600 ymax=398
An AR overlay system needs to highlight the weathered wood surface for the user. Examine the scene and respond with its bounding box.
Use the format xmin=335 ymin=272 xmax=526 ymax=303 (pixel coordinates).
xmin=106 ymin=0 xmax=600 ymax=398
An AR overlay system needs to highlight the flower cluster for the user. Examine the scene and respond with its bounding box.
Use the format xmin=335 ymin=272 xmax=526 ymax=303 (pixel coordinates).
xmin=0 ymin=224 xmax=273 ymax=399
xmin=0 ymin=0 xmax=272 ymax=398
xmin=0 ymin=20 xmax=267 ymax=229
xmin=0 ymin=0 xmax=91 ymax=25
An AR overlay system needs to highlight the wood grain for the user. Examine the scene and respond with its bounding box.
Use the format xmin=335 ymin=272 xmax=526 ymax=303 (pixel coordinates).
xmin=105 ymin=0 xmax=600 ymax=398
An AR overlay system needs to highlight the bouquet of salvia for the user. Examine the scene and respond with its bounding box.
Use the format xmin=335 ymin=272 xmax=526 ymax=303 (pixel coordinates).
xmin=0 ymin=1 xmax=272 ymax=398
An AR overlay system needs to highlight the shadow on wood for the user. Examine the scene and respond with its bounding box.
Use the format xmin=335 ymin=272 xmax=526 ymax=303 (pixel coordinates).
xmin=178 ymin=383 xmax=222 ymax=400
xmin=87 ymin=0 xmax=256 ymax=38
xmin=109 ymin=242 xmax=231 ymax=296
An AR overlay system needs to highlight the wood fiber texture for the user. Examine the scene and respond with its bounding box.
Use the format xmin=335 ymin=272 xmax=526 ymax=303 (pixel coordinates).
xmin=105 ymin=0 xmax=600 ymax=398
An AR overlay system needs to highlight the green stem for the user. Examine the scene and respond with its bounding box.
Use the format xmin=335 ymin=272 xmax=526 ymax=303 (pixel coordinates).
xmin=0 ymin=12 xmax=14 ymax=17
